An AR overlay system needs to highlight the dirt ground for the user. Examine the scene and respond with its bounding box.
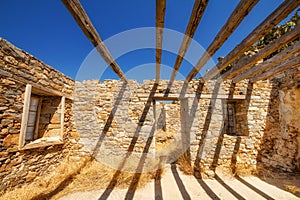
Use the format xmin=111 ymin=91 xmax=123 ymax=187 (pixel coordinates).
xmin=59 ymin=164 xmax=300 ymax=200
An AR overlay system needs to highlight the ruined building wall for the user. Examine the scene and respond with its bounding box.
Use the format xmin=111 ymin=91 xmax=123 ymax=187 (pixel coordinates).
xmin=0 ymin=38 xmax=79 ymax=190
xmin=258 ymin=67 xmax=300 ymax=172
xmin=1 ymin=37 xmax=299 ymax=191
xmin=73 ymin=79 xmax=273 ymax=173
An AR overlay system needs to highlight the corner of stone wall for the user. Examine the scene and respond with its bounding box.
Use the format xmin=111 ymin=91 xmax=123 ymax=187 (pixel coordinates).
xmin=257 ymin=67 xmax=300 ymax=172
xmin=0 ymin=38 xmax=85 ymax=191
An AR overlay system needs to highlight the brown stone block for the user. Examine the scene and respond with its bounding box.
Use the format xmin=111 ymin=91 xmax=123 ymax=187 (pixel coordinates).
xmin=3 ymin=134 xmax=19 ymax=146
xmin=1 ymin=79 xmax=15 ymax=85
xmin=70 ymin=132 xmax=80 ymax=138
xmin=4 ymin=56 xmax=18 ymax=65
xmin=44 ymin=129 xmax=60 ymax=137
xmin=18 ymin=62 xmax=30 ymax=70
xmin=50 ymin=113 xmax=61 ymax=124
xmin=72 ymin=144 xmax=83 ymax=150
xmin=0 ymin=164 xmax=6 ymax=173
xmin=0 ymin=106 xmax=8 ymax=111
xmin=1 ymin=118 xmax=13 ymax=126
xmin=47 ymin=123 xmax=61 ymax=129
xmin=50 ymin=82 xmax=63 ymax=91
xmin=26 ymin=171 xmax=37 ymax=182
xmin=38 ymin=79 xmax=50 ymax=86
xmin=0 ymin=128 xmax=9 ymax=135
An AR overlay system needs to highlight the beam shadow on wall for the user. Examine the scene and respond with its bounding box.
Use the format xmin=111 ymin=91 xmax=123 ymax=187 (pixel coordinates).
xmin=92 ymin=81 xmax=128 ymax=156
xmin=227 ymin=81 xmax=275 ymax=199
xmin=177 ymin=79 xmax=222 ymax=199
xmin=255 ymin=78 xmax=300 ymax=198
xmin=209 ymin=81 xmax=253 ymax=200
xmin=190 ymin=80 xmax=251 ymax=199
xmin=230 ymin=81 xmax=253 ymax=175
xmin=210 ymin=81 xmax=236 ymax=171
xmin=193 ymin=80 xmax=221 ymax=171
xmin=191 ymin=80 xmax=222 ymax=199
xmin=256 ymin=80 xmax=279 ymax=170
xmin=31 ymin=81 xmax=129 ymax=200
xmin=180 ymin=79 xmax=204 ymax=168
xmin=98 ymin=83 xmax=158 ymax=200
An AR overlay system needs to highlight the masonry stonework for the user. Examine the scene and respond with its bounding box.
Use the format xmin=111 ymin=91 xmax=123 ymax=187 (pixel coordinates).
xmin=0 ymin=38 xmax=80 ymax=191
xmin=0 ymin=38 xmax=299 ymax=191
xmin=73 ymin=79 xmax=273 ymax=173
xmin=258 ymin=67 xmax=300 ymax=172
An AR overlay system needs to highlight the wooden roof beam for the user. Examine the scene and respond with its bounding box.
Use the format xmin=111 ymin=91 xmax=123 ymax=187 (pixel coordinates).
xmin=203 ymin=0 xmax=300 ymax=81
xmin=250 ymin=54 xmax=300 ymax=82
xmin=156 ymin=0 xmax=166 ymax=83
xmin=61 ymin=0 xmax=127 ymax=81
xmin=221 ymin=24 xmax=300 ymax=80
xmin=233 ymin=40 xmax=300 ymax=83
xmin=186 ymin=0 xmax=259 ymax=82
xmin=168 ymin=0 xmax=208 ymax=83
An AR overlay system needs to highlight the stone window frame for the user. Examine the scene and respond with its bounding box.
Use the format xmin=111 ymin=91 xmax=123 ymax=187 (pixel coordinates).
xmin=226 ymin=100 xmax=237 ymax=135
xmin=19 ymin=84 xmax=65 ymax=149
xmin=225 ymin=99 xmax=249 ymax=136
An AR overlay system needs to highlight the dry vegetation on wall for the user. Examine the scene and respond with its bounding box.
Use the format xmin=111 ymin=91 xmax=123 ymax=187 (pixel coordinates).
xmin=220 ymin=10 xmax=299 ymax=75
xmin=0 ymin=155 xmax=162 ymax=200
xmin=254 ymin=10 xmax=299 ymax=58
xmin=176 ymin=154 xmax=194 ymax=175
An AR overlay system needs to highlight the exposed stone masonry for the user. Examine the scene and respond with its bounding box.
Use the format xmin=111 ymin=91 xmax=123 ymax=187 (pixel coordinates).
xmin=73 ymin=79 xmax=272 ymax=173
xmin=258 ymin=67 xmax=300 ymax=171
xmin=0 ymin=37 xmax=299 ymax=191
xmin=0 ymin=38 xmax=78 ymax=190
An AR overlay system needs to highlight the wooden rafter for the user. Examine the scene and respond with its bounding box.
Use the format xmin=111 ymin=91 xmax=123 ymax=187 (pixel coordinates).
xmin=221 ymin=24 xmax=300 ymax=80
xmin=185 ymin=0 xmax=259 ymax=82
xmin=233 ymin=40 xmax=300 ymax=83
xmin=250 ymin=54 xmax=300 ymax=82
xmin=169 ymin=0 xmax=208 ymax=82
xmin=203 ymin=0 xmax=300 ymax=81
xmin=156 ymin=0 xmax=166 ymax=83
xmin=61 ymin=0 xmax=127 ymax=80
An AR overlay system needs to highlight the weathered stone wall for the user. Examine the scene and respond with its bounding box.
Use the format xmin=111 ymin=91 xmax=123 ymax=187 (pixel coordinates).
xmin=258 ymin=67 xmax=300 ymax=172
xmin=0 ymin=38 xmax=79 ymax=190
xmin=73 ymin=78 xmax=273 ymax=173
xmin=1 ymin=36 xmax=299 ymax=192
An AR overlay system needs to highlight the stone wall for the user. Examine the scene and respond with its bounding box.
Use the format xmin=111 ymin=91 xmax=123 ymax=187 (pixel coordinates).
xmin=73 ymin=78 xmax=273 ymax=173
xmin=258 ymin=67 xmax=300 ymax=172
xmin=1 ymin=37 xmax=299 ymax=191
xmin=0 ymin=38 xmax=78 ymax=190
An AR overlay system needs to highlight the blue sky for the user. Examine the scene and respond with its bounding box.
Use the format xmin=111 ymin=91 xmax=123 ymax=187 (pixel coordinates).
xmin=0 ymin=0 xmax=295 ymax=82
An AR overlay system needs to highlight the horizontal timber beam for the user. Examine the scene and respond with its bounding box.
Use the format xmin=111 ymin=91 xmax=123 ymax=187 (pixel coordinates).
xmin=250 ymin=54 xmax=300 ymax=82
xmin=186 ymin=0 xmax=259 ymax=82
xmin=221 ymin=24 xmax=300 ymax=80
xmin=233 ymin=40 xmax=300 ymax=83
xmin=203 ymin=0 xmax=300 ymax=81
xmin=61 ymin=0 xmax=127 ymax=81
